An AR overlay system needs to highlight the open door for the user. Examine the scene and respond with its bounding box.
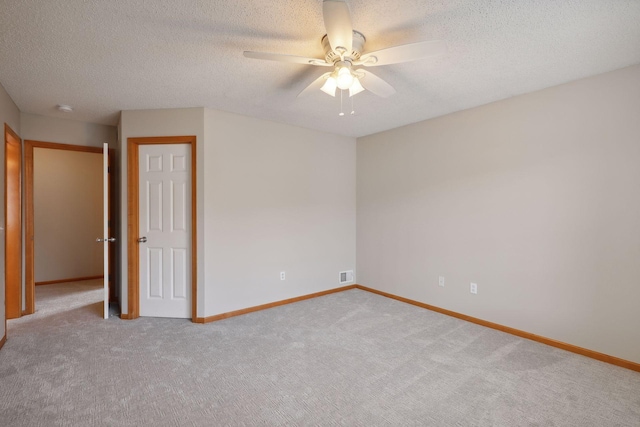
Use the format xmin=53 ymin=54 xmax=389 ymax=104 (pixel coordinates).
xmin=97 ymin=143 xmax=114 ymax=319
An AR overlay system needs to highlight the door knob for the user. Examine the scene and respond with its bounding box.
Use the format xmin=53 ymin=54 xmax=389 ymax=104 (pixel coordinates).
xmin=96 ymin=237 xmax=116 ymax=243
xmin=137 ymin=236 xmax=147 ymax=243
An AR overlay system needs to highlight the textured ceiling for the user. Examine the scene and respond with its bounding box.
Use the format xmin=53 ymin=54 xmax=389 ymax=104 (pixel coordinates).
xmin=1 ymin=0 xmax=639 ymax=138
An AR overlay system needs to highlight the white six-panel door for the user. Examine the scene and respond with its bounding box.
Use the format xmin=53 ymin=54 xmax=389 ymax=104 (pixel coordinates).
xmin=138 ymin=144 xmax=191 ymax=318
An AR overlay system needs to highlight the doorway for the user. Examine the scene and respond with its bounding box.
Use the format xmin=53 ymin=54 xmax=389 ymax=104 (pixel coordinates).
xmin=24 ymin=141 xmax=104 ymax=314
xmin=126 ymin=136 xmax=197 ymax=320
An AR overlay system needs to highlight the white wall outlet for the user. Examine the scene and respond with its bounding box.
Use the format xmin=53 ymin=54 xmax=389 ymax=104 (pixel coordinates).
xmin=438 ymin=276 xmax=445 ymax=287
xmin=280 ymin=272 xmax=286 ymax=281
xmin=470 ymin=282 xmax=478 ymax=294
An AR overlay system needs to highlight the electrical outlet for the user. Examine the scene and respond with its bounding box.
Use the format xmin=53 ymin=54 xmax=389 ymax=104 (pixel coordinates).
xmin=280 ymin=272 xmax=286 ymax=281
xmin=470 ymin=282 xmax=478 ymax=294
xmin=438 ymin=276 xmax=445 ymax=287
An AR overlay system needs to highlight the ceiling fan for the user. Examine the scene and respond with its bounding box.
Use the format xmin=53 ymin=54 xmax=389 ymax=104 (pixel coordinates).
xmin=243 ymin=0 xmax=447 ymax=100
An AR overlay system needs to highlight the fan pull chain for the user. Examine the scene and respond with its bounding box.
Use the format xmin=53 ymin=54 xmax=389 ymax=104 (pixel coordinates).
xmin=351 ymin=95 xmax=355 ymax=115
xmin=339 ymin=90 xmax=345 ymax=116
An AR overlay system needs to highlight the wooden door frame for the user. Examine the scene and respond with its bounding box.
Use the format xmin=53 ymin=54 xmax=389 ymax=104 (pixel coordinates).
xmin=24 ymin=140 xmax=103 ymax=314
xmin=4 ymin=124 xmax=22 ymax=320
xmin=126 ymin=136 xmax=197 ymax=320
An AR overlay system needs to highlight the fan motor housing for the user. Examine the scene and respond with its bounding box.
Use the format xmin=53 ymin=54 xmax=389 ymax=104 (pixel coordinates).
xmin=322 ymin=31 xmax=365 ymax=64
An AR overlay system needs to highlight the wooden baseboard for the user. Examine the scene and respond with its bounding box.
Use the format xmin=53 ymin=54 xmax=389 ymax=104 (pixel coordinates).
xmin=355 ymin=285 xmax=640 ymax=373
xmin=120 ymin=313 xmax=135 ymax=320
xmin=194 ymin=285 xmax=358 ymax=324
xmin=118 ymin=280 xmax=639 ymax=372
xmin=36 ymin=275 xmax=104 ymax=286
xmin=0 ymin=333 xmax=6 ymax=350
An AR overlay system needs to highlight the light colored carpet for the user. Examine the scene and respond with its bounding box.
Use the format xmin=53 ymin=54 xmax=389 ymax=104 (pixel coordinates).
xmin=1 ymin=281 xmax=639 ymax=426
xmin=11 ymin=280 xmax=112 ymax=321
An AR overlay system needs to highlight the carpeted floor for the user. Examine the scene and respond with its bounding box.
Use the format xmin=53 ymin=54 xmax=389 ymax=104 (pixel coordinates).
xmin=1 ymin=281 xmax=639 ymax=426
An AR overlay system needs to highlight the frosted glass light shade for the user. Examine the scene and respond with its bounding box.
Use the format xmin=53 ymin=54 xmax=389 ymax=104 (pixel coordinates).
xmin=321 ymin=76 xmax=337 ymax=96
xmin=349 ymin=78 xmax=365 ymax=97
xmin=336 ymin=67 xmax=354 ymax=90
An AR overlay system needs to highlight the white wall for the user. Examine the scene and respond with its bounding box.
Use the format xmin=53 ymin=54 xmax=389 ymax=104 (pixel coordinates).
xmin=203 ymin=109 xmax=356 ymax=316
xmin=20 ymin=113 xmax=116 ymax=148
xmin=0 ymin=82 xmax=21 ymax=343
xmin=119 ymin=107 xmax=356 ymax=318
xmin=33 ymin=149 xmax=102 ymax=282
xmin=356 ymin=65 xmax=640 ymax=364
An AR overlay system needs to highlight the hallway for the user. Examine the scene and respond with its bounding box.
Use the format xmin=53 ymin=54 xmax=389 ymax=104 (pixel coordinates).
xmin=8 ymin=279 xmax=115 ymax=329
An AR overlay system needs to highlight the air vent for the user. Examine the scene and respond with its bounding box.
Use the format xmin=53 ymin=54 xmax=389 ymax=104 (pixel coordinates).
xmin=339 ymin=270 xmax=354 ymax=284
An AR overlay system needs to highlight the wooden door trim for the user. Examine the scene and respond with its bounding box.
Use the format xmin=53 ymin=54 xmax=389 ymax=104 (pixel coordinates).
xmin=126 ymin=136 xmax=197 ymax=320
xmin=24 ymin=140 xmax=102 ymax=314
xmin=4 ymin=124 xmax=22 ymax=322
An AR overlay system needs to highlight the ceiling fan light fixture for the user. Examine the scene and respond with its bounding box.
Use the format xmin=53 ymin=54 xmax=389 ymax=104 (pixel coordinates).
xmin=321 ymin=76 xmax=337 ymax=96
xmin=245 ymin=1 xmax=447 ymax=106
xmin=349 ymin=77 xmax=365 ymax=97
xmin=335 ymin=66 xmax=354 ymax=90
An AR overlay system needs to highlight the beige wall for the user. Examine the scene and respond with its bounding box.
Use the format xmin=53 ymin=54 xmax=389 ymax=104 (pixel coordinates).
xmin=0 ymin=85 xmax=20 ymax=134
xmin=203 ymin=109 xmax=356 ymax=316
xmin=33 ymin=149 xmax=103 ymax=282
xmin=356 ymin=65 xmax=640 ymax=364
xmin=20 ymin=113 xmax=116 ymax=148
xmin=0 ymin=82 xmax=21 ymax=341
xmin=119 ymin=107 xmax=357 ymax=318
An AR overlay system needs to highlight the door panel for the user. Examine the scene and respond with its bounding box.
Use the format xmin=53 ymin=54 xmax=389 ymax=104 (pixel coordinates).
xmin=147 ymin=247 xmax=163 ymax=298
xmin=139 ymin=144 xmax=191 ymax=318
xmin=172 ymin=181 xmax=187 ymax=231
xmin=172 ymin=248 xmax=187 ymax=298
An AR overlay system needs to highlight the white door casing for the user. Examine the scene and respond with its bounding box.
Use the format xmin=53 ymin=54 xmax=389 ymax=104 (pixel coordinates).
xmin=138 ymin=144 xmax=191 ymax=318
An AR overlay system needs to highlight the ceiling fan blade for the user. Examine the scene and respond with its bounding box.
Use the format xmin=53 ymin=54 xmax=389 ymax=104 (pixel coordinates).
xmin=358 ymin=70 xmax=396 ymax=98
xmin=356 ymin=40 xmax=447 ymax=67
xmin=323 ymin=0 xmax=353 ymax=54
xmin=243 ymin=51 xmax=331 ymax=66
xmin=297 ymin=72 xmax=333 ymax=98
